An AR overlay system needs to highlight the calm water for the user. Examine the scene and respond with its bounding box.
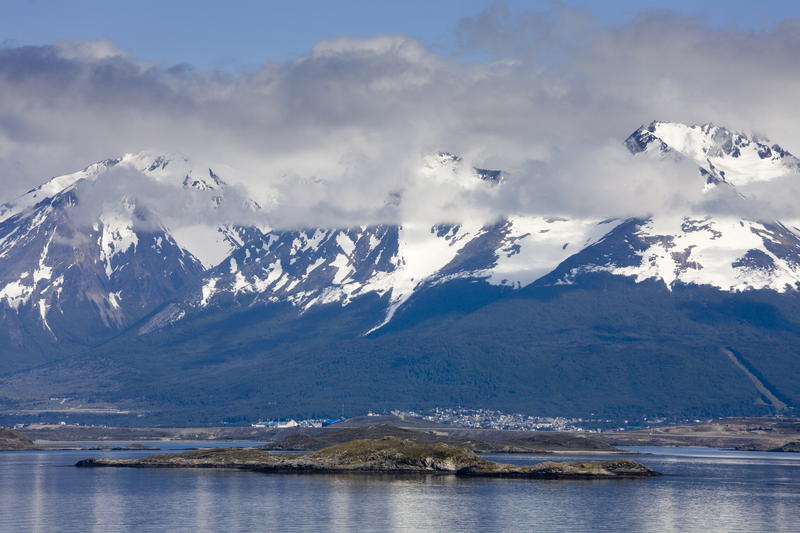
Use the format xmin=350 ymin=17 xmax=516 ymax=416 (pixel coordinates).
xmin=1 ymin=442 xmax=799 ymax=532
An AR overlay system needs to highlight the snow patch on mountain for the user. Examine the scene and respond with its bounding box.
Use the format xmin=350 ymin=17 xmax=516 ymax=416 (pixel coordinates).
xmin=170 ymin=224 xmax=262 ymax=269
xmin=554 ymin=215 xmax=800 ymax=292
xmin=0 ymin=279 xmax=33 ymax=310
xmin=361 ymin=222 xmax=484 ymax=330
xmin=98 ymin=206 xmax=139 ymax=278
xmin=628 ymin=121 xmax=800 ymax=186
xmin=487 ymin=216 xmax=623 ymax=288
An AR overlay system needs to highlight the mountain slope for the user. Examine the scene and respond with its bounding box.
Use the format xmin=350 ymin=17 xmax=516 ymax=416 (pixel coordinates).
xmin=1 ymin=121 xmax=800 ymax=422
xmin=146 ymin=121 xmax=800 ymax=336
xmin=0 ymin=152 xmax=261 ymax=363
xmin=4 ymin=274 xmax=798 ymax=425
xmin=541 ymin=121 xmax=800 ymax=293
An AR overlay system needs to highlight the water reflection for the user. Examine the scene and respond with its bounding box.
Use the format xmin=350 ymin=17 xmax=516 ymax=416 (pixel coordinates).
xmin=91 ymin=470 xmax=113 ymax=531
xmin=192 ymin=472 xmax=211 ymax=533
xmin=0 ymin=446 xmax=799 ymax=532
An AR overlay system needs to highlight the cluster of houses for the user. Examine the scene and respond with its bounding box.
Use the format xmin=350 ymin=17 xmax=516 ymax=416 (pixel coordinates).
xmin=250 ymin=417 xmax=344 ymax=429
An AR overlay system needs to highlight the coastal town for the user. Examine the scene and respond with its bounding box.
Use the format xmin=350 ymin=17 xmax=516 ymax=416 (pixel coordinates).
xmin=249 ymin=409 xmax=604 ymax=432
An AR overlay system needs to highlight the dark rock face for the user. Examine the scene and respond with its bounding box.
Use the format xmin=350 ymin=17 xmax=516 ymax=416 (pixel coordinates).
xmin=733 ymin=249 xmax=776 ymax=271
xmin=625 ymin=125 xmax=669 ymax=154
xmin=752 ymin=223 xmax=800 ymax=270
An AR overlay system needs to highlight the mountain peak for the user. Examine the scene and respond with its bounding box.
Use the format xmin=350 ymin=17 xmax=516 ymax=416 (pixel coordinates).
xmin=422 ymin=152 xmax=505 ymax=187
xmin=626 ymin=120 xmax=800 ymax=186
xmin=0 ymin=151 xmax=234 ymax=223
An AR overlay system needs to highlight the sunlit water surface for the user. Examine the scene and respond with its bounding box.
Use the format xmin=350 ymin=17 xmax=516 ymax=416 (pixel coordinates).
xmin=1 ymin=442 xmax=799 ymax=532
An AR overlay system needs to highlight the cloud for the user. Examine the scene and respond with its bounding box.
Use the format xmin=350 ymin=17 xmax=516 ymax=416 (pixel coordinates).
xmin=54 ymin=39 xmax=127 ymax=61
xmin=65 ymin=166 xmax=264 ymax=233
xmin=0 ymin=6 xmax=799 ymax=229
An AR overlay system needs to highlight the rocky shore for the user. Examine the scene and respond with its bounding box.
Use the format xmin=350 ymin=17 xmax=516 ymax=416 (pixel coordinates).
xmin=599 ymin=418 xmax=800 ymax=452
xmin=76 ymin=437 xmax=660 ymax=479
xmin=0 ymin=427 xmax=160 ymax=452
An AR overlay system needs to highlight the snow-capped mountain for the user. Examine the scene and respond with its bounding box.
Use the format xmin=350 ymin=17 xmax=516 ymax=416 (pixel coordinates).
xmin=544 ymin=122 xmax=800 ymax=292
xmin=626 ymin=121 xmax=800 ymax=187
xmin=182 ymin=216 xmax=619 ymax=333
xmin=3 ymin=120 xmax=800 ymax=346
xmin=165 ymin=121 xmax=800 ymax=333
xmin=0 ymin=152 xmax=262 ymax=343
xmin=3 ymin=120 xmax=800 ymax=424
xmin=169 ymin=151 xmax=617 ymax=334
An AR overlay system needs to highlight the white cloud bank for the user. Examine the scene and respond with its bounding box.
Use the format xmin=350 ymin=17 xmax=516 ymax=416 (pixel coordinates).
xmin=0 ymin=6 xmax=799 ymax=228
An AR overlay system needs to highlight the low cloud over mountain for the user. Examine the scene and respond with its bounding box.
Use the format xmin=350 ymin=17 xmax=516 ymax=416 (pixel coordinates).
xmin=1 ymin=6 xmax=799 ymax=228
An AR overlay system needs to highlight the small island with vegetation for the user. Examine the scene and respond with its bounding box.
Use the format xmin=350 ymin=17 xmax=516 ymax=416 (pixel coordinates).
xmin=76 ymin=436 xmax=660 ymax=479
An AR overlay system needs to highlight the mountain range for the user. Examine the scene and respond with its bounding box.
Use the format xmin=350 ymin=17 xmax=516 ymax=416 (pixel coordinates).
xmin=1 ymin=121 xmax=799 ymax=425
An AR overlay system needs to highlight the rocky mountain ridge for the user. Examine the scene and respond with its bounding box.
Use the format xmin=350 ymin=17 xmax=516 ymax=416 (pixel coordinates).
xmin=1 ymin=121 xmax=800 ymax=423
xmin=3 ymin=121 xmax=800 ymax=344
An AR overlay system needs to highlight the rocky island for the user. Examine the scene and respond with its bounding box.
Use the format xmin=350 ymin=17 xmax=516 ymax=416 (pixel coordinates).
xmin=76 ymin=437 xmax=660 ymax=479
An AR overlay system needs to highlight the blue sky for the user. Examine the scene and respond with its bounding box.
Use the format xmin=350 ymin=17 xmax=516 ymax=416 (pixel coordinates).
xmin=2 ymin=0 xmax=799 ymax=70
